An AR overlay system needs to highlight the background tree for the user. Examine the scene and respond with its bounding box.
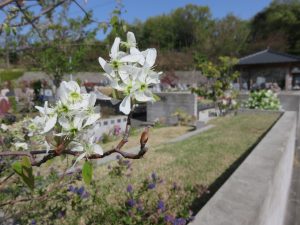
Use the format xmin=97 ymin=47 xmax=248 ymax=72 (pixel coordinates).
xmin=248 ymin=0 xmax=300 ymax=54
xmin=198 ymin=56 xmax=240 ymax=101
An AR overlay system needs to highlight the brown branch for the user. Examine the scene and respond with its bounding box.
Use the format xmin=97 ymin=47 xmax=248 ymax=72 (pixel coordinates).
xmin=0 ymin=0 xmax=68 ymax=31
xmin=71 ymin=0 xmax=104 ymax=25
xmin=14 ymin=0 xmax=44 ymax=39
xmin=0 ymin=172 xmax=14 ymax=187
xmin=0 ymin=0 xmax=14 ymax=9
xmin=0 ymin=112 xmax=150 ymax=166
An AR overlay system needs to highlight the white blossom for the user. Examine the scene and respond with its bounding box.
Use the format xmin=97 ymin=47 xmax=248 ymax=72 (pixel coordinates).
xmin=98 ymin=31 xmax=161 ymax=115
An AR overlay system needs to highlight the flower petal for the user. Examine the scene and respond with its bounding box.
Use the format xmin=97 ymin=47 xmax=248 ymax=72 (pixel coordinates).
xmin=110 ymin=37 xmax=120 ymax=59
xmin=134 ymin=91 xmax=154 ymax=102
xmin=127 ymin=31 xmax=136 ymax=47
xmin=145 ymin=48 xmax=157 ymax=68
xmin=84 ymin=113 xmax=100 ymax=127
xmin=93 ymin=144 xmax=103 ymax=155
xmin=98 ymin=57 xmax=115 ymax=77
xmin=43 ymin=114 xmax=57 ymax=133
xmin=119 ymin=95 xmax=131 ymax=115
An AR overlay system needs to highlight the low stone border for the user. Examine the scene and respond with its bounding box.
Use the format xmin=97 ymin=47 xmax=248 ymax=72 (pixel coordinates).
xmin=190 ymin=111 xmax=296 ymax=225
xmin=238 ymin=108 xmax=284 ymax=114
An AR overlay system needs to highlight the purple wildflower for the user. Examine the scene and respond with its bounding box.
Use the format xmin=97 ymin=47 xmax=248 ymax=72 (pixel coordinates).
xmin=67 ymin=185 xmax=74 ymax=192
xmin=126 ymin=199 xmax=136 ymax=207
xmin=31 ymin=220 xmax=37 ymax=225
xmin=157 ymin=200 xmax=165 ymax=211
xmin=147 ymin=183 xmax=156 ymax=189
xmin=77 ymin=186 xmax=85 ymax=195
xmin=173 ymin=218 xmax=186 ymax=225
xmin=81 ymin=191 xmax=89 ymax=199
xmin=151 ymin=172 xmax=157 ymax=181
xmin=126 ymin=184 xmax=133 ymax=193
xmin=164 ymin=215 xmax=174 ymax=223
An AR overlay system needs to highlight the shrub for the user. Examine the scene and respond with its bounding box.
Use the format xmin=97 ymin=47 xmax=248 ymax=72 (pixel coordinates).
xmin=245 ymin=90 xmax=280 ymax=110
xmin=172 ymin=109 xmax=195 ymax=126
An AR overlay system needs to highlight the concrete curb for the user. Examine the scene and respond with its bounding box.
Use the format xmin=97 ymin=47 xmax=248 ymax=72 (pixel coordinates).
xmin=189 ymin=111 xmax=296 ymax=225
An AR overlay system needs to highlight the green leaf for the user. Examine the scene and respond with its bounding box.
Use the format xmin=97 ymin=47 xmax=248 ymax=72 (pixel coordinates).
xmin=12 ymin=157 xmax=35 ymax=190
xmin=3 ymin=23 xmax=10 ymax=35
xmin=82 ymin=161 xmax=93 ymax=185
xmin=12 ymin=161 xmax=22 ymax=175
xmin=110 ymin=16 xmax=119 ymax=25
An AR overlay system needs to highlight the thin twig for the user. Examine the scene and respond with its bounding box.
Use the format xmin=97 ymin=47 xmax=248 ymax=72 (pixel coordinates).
xmin=0 ymin=172 xmax=14 ymax=187
xmin=14 ymin=0 xmax=44 ymax=39
xmin=0 ymin=113 xmax=149 ymax=166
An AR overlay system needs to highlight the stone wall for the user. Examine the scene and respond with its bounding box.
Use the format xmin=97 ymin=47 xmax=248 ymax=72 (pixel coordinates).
xmin=190 ymin=111 xmax=296 ymax=225
xmin=147 ymin=92 xmax=197 ymax=124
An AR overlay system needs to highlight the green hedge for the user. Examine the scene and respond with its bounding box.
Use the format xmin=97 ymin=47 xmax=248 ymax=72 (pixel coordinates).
xmin=0 ymin=69 xmax=24 ymax=81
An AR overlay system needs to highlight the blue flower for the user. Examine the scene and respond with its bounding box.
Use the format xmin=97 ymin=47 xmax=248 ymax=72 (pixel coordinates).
xmin=126 ymin=184 xmax=133 ymax=193
xmin=31 ymin=219 xmax=37 ymax=225
xmin=164 ymin=215 xmax=174 ymax=223
xmin=151 ymin=172 xmax=157 ymax=181
xmin=77 ymin=186 xmax=85 ymax=195
xmin=126 ymin=199 xmax=136 ymax=207
xmin=67 ymin=185 xmax=74 ymax=192
xmin=81 ymin=191 xmax=89 ymax=199
xmin=157 ymin=200 xmax=165 ymax=211
xmin=173 ymin=218 xmax=186 ymax=225
xmin=147 ymin=183 xmax=156 ymax=189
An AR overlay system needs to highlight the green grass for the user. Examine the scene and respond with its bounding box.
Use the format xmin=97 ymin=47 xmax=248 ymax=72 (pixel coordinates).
xmin=0 ymin=69 xmax=24 ymax=82
xmin=97 ymin=113 xmax=280 ymax=186
xmin=87 ymin=113 xmax=280 ymax=222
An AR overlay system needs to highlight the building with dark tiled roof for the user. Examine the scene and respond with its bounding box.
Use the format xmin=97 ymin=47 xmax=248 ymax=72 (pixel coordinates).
xmin=236 ymin=49 xmax=300 ymax=90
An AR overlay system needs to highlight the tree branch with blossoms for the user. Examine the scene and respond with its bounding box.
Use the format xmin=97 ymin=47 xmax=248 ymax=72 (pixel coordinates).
xmin=0 ymin=31 xmax=160 ymax=188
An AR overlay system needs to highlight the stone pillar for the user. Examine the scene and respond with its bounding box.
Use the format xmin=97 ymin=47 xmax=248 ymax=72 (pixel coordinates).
xmin=285 ymin=68 xmax=292 ymax=90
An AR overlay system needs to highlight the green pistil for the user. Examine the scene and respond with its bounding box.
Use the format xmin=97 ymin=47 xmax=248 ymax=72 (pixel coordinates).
xmin=140 ymin=83 xmax=147 ymax=91
xmin=59 ymin=104 xmax=69 ymax=113
xmin=69 ymin=92 xmax=81 ymax=101
xmin=28 ymin=124 xmax=36 ymax=130
xmin=112 ymin=60 xmax=120 ymax=69
xmin=126 ymin=84 xmax=132 ymax=95
xmin=70 ymin=128 xmax=78 ymax=135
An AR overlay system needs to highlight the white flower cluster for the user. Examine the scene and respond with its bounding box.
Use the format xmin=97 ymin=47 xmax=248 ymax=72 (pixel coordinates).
xmin=28 ymin=81 xmax=103 ymax=163
xmin=2 ymin=32 xmax=161 ymax=165
xmin=98 ymin=31 xmax=161 ymax=115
